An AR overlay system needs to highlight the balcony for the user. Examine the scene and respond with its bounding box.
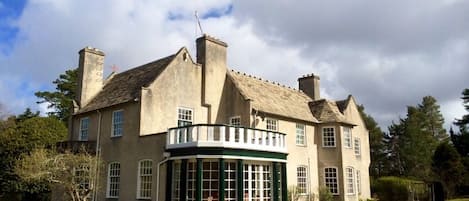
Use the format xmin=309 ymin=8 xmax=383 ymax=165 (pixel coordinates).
xmin=56 ymin=141 xmax=97 ymax=154
xmin=167 ymin=124 xmax=287 ymax=153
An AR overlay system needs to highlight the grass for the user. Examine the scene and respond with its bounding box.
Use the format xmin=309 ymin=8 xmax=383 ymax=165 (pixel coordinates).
xmin=447 ymin=199 xmax=469 ymax=201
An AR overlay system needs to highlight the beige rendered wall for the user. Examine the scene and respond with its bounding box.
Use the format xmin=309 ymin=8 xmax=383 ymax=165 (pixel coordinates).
xmin=253 ymin=114 xmax=320 ymax=198
xmin=72 ymin=102 xmax=168 ymax=201
xmin=341 ymin=99 xmax=371 ymax=200
xmin=216 ymin=76 xmax=252 ymax=125
xmin=140 ymin=49 xmax=208 ymax=135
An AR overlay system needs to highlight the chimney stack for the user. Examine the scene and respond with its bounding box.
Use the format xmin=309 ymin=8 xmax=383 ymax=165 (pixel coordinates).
xmin=76 ymin=47 xmax=105 ymax=108
xmin=298 ymin=74 xmax=320 ymax=100
xmin=196 ymin=34 xmax=228 ymax=123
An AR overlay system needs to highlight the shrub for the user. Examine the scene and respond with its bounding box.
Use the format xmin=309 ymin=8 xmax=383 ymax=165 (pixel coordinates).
xmin=372 ymin=176 xmax=429 ymax=201
xmin=318 ymin=186 xmax=333 ymax=201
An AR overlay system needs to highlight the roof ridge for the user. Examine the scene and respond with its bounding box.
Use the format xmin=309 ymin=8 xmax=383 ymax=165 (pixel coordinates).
xmin=229 ymin=69 xmax=306 ymax=94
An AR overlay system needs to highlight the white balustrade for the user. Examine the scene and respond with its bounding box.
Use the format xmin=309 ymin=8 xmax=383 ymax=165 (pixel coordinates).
xmin=166 ymin=125 xmax=287 ymax=153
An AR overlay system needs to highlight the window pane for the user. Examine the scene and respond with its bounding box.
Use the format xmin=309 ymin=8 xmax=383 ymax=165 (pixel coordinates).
xmin=296 ymin=124 xmax=305 ymax=145
xmin=297 ymin=166 xmax=307 ymax=194
xmin=108 ymin=162 xmax=120 ymax=197
xmin=139 ymin=160 xmax=152 ymax=198
xmin=322 ymin=127 xmax=336 ymax=147
xmin=112 ymin=110 xmax=123 ymax=137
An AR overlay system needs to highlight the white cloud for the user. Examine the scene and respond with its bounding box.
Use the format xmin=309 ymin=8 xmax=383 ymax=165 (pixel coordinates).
xmin=0 ymin=0 xmax=467 ymax=131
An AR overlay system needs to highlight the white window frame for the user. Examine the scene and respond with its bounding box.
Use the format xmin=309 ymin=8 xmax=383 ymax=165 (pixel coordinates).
xmin=354 ymin=137 xmax=361 ymax=156
xmin=346 ymin=167 xmax=355 ymax=195
xmin=229 ymin=116 xmax=241 ymax=126
xmin=172 ymin=161 xmax=181 ymax=201
xmin=266 ymin=118 xmax=278 ymax=131
xmin=296 ymin=166 xmax=308 ymax=194
xmin=187 ymin=160 xmax=196 ymax=201
xmin=137 ymin=159 xmax=153 ymax=199
xmin=177 ymin=107 xmax=193 ymax=126
xmin=243 ymin=162 xmax=272 ymax=201
xmin=356 ymin=170 xmax=361 ymax=195
xmin=343 ymin=127 xmax=352 ymax=148
xmin=111 ymin=110 xmax=123 ymax=137
xmin=107 ymin=162 xmax=120 ymax=198
xmin=202 ymin=160 xmax=219 ymax=201
xmin=296 ymin=124 xmax=306 ymax=146
xmin=322 ymin=127 xmax=336 ymax=147
xmin=79 ymin=117 xmax=89 ymax=141
xmin=324 ymin=167 xmax=339 ymax=195
xmin=225 ymin=161 xmax=237 ymax=201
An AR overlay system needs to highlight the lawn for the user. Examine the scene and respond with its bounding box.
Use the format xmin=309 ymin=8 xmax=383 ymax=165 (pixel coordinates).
xmin=447 ymin=199 xmax=469 ymax=201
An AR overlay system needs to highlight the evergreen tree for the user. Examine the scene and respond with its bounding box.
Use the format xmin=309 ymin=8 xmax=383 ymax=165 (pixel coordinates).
xmin=454 ymin=88 xmax=469 ymax=130
xmin=418 ymin=96 xmax=447 ymax=141
xmin=432 ymin=142 xmax=464 ymax=198
xmin=357 ymin=105 xmax=386 ymax=177
xmin=384 ymin=96 xmax=445 ymax=180
xmin=35 ymin=68 xmax=77 ymax=123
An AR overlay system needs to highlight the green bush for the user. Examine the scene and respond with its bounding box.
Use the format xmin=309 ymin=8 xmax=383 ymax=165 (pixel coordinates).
xmin=372 ymin=176 xmax=429 ymax=201
xmin=319 ymin=186 xmax=333 ymax=201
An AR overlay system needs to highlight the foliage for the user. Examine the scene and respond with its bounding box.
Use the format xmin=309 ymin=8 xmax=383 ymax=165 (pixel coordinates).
xmin=0 ymin=114 xmax=67 ymax=199
xmin=15 ymin=148 xmax=102 ymax=201
xmin=35 ymin=68 xmax=77 ymax=123
xmin=454 ymin=88 xmax=469 ymax=131
xmin=372 ymin=176 xmax=428 ymax=201
xmin=357 ymin=105 xmax=386 ymax=178
xmin=432 ymin=142 xmax=464 ymax=198
xmin=287 ymin=186 xmax=301 ymax=201
xmin=318 ymin=186 xmax=333 ymax=201
xmin=383 ymin=96 xmax=445 ymax=180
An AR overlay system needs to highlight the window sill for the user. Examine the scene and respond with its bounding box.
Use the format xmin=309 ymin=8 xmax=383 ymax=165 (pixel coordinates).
xmin=296 ymin=144 xmax=307 ymax=147
xmin=111 ymin=135 xmax=122 ymax=138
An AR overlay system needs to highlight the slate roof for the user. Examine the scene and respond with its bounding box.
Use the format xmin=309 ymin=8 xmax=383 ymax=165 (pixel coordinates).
xmin=76 ymin=54 xmax=175 ymax=114
xmin=309 ymin=99 xmax=355 ymax=125
xmin=228 ymin=70 xmax=319 ymax=123
xmin=76 ymin=49 xmax=352 ymax=125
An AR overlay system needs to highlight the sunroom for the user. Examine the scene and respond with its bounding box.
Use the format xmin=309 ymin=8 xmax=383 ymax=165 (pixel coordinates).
xmin=165 ymin=124 xmax=289 ymax=201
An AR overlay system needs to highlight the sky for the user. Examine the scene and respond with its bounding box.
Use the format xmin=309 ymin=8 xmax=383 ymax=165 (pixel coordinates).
xmin=0 ymin=0 xmax=467 ymax=130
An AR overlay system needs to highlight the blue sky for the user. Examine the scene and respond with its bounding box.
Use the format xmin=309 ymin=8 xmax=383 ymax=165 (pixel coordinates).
xmin=0 ymin=0 xmax=467 ymax=130
xmin=0 ymin=0 xmax=26 ymax=55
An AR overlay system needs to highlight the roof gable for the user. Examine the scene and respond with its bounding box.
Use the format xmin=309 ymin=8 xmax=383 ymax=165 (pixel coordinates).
xmin=228 ymin=70 xmax=318 ymax=123
xmin=76 ymin=54 xmax=175 ymax=114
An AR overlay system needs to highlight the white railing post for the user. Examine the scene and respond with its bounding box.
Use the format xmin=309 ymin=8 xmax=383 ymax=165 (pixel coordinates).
xmin=268 ymin=132 xmax=273 ymax=147
xmin=239 ymin=128 xmax=244 ymax=143
xmin=208 ymin=126 xmax=214 ymax=141
xmin=229 ymin=127 xmax=235 ymax=143
xmin=220 ymin=126 xmax=225 ymax=142
xmin=247 ymin=129 xmax=253 ymax=144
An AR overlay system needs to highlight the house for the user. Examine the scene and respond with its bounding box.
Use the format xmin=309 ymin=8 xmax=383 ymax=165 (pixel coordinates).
xmin=68 ymin=35 xmax=371 ymax=201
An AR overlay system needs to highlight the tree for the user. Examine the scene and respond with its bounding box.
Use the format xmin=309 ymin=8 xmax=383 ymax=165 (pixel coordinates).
xmin=432 ymin=142 xmax=464 ymax=198
xmin=418 ymin=96 xmax=447 ymax=141
xmin=0 ymin=115 xmax=67 ymax=199
xmin=15 ymin=148 xmax=101 ymax=201
xmin=383 ymin=96 xmax=445 ymax=180
xmin=35 ymin=68 xmax=77 ymax=123
xmin=454 ymin=88 xmax=469 ymax=131
xmin=357 ymin=105 xmax=386 ymax=177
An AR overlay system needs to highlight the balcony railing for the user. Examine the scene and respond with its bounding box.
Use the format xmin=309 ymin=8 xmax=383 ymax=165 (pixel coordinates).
xmin=167 ymin=124 xmax=287 ymax=153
